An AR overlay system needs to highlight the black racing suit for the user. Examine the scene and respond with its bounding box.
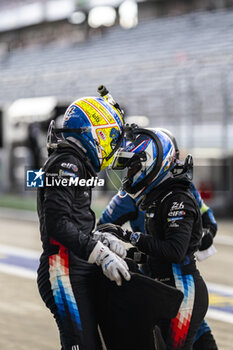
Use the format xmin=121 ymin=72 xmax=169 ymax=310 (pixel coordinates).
xmin=37 ymin=142 xmax=185 ymax=350
xmin=135 ymin=177 xmax=209 ymax=350
xmin=37 ymin=142 xmax=102 ymax=350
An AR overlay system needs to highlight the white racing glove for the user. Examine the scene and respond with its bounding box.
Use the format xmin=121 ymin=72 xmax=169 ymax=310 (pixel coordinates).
xmin=88 ymin=241 xmax=131 ymax=286
xmin=93 ymin=231 xmax=127 ymax=259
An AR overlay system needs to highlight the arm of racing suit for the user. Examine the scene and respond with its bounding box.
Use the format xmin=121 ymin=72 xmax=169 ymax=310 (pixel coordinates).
xmin=98 ymin=190 xmax=146 ymax=233
xmin=190 ymin=182 xmax=217 ymax=238
xmin=42 ymin=154 xmax=96 ymax=260
xmin=135 ymin=193 xmax=198 ymax=263
xmin=98 ymin=190 xmax=138 ymax=226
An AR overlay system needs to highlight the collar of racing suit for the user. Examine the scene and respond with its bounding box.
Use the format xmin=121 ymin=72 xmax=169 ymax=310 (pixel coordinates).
xmin=49 ymin=139 xmax=97 ymax=178
xmin=139 ymin=176 xmax=191 ymax=211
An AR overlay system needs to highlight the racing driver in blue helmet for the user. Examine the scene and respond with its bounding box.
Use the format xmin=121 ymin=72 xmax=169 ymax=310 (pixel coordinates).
xmin=37 ymin=87 xmax=132 ymax=350
xmin=98 ymin=128 xmax=218 ymax=350
xmin=97 ymin=127 xmax=209 ymax=350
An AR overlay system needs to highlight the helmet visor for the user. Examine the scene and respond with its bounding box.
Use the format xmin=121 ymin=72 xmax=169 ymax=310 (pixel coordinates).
xmin=111 ymin=151 xmax=135 ymax=170
xmin=111 ymin=150 xmax=146 ymax=171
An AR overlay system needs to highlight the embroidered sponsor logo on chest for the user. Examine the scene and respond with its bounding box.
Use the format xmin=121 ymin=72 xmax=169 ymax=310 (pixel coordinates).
xmin=168 ymin=221 xmax=180 ymax=228
xmin=167 ymin=217 xmax=184 ymax=222
xmin=170 ymin=201 xmax=184 ymax=210
xmin=168 ymin=210 xmax=186 ymax=217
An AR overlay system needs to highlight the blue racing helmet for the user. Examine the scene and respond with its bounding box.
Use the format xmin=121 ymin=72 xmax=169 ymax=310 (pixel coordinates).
xmin=157 ymin=128 xmax=180 ymax=159
xmin=112 ymin=128 xmax=176 ymax=199
xmin=62 ymin=96 xmax=124 ymax=172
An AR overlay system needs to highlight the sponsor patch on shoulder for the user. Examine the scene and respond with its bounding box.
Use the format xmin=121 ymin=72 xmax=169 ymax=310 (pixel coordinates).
xmin=61 ymin=163 xmax=78 ymax=172
xmin=59 ymin=169 xmax=77 ymax=178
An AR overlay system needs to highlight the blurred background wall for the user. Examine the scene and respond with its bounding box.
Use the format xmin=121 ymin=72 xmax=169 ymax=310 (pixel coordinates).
xmin=0 ymin=0 xmax=233 ymax=216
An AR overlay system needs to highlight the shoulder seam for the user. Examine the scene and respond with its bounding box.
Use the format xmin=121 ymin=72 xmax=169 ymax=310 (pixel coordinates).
xmin=161 ymin=191 xmax=173 ymax=203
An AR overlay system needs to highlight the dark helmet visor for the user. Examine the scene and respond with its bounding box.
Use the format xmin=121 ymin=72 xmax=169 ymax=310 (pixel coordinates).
xmin=111 ymin=151 xmax=135 ymax=170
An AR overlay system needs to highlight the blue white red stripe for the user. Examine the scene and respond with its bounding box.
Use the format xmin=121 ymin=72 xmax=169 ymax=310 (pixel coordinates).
xmin=167 ymin=264 xmax=195 ymax=349
xmin=49 ymin=239 xmax=83 ymax=331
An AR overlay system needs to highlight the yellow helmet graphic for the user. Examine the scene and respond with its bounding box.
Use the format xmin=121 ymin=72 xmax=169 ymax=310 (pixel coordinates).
xmin=62 ymin=88 xmax=124 ymax=172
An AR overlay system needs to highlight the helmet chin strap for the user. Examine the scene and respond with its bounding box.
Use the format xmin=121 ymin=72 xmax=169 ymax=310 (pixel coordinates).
xmin=105 ymin=168 xmax=122 ymax=192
